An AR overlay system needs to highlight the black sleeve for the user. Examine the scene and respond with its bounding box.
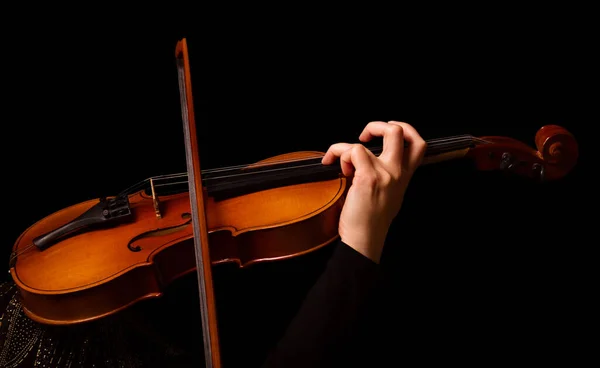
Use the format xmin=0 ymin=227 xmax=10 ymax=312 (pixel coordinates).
xmin=261 ymin=239 xmax=384 ymax=368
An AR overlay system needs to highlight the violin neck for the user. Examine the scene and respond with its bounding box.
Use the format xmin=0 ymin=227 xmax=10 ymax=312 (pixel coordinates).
xmin=421 ymin=134 xmax=475 ymax=165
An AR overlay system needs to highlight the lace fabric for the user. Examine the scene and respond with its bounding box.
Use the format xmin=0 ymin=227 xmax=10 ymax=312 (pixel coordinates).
xmin=0 ymin=281 xmax=201 ymax=368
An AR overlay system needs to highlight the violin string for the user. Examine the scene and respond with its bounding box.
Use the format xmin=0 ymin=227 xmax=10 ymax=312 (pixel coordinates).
xmin=188 ymin=137 xmax=478 ymax=180
xmin=9 ymin=243 xmax=37 ymax=262
xmin=192 ymin=135 xmax=483 ymax=174
xmin=119 ymin=135 xmax=489 ymax=196
xmin=154 ymin=137 xmax=485 ymax=189
xmin=142 ymin=136 xmax=484 ymax=193
xmin=164 ymin=135 xmax=480 ymax=177
xmin=201 ymin=140 xmax=478 ymax=182
xmin=151 ymin=161 xmax=331 ymax=185
xmin=153 ymin=137 xmax=477 ymax=188
xmin=191 ymin=142 xmax=475 ymax=183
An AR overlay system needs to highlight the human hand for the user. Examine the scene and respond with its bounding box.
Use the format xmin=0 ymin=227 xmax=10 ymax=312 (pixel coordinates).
xmin=321 ymin=121 xmax=426 ymax=263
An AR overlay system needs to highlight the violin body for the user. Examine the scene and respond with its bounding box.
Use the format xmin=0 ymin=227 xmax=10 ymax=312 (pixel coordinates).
xmin=10 ymin=152 xmax=346 ymax=325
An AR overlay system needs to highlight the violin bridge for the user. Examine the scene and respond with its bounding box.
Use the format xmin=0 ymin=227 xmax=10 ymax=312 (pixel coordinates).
xmin=150 ymin=178 xmax=162 ymax=219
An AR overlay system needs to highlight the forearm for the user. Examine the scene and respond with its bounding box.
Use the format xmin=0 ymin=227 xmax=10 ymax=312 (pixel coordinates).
xmin=261 ymin=240 xmax=383 ymax=367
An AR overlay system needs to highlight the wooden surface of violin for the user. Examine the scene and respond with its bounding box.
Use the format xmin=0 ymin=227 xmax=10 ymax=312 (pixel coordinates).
xmin=8 ymin=124 xmax=578 ymax=325
xmin=10 ymin=152 xmax=346 ymax=325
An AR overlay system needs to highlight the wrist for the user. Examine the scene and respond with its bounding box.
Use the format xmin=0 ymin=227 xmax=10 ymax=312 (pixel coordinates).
xmin=340 ymin=230 xmax=387 ymax=264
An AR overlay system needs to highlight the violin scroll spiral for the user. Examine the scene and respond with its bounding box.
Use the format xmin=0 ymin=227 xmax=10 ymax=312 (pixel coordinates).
xmin=534 ymin=125 xmax=579 ymax=179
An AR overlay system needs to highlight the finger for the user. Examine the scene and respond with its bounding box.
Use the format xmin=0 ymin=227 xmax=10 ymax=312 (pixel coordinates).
xmin=358 ymin=121 xmax=404 ymax=165
xmin=322 ymin=143 xmax=355 ymax=176
xmin=358 ymin=121 xmax=386 ymax=142
xmin=322 ymin=143 xmax=353 ymax=164
xmin=388 ymin=121 xmax=427 ymax=171
xmin=343 ymin=144 xmax=375 ymax=177
xmin=322 ymin=143 xmax=373 ymax=177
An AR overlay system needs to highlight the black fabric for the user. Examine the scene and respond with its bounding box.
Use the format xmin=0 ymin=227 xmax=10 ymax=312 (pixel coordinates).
xmin=262 ymin=240 xmax=384 ymax=367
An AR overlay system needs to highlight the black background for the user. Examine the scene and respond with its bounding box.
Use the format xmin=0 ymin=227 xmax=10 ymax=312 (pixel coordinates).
xmin=3 ymin=7 xmax=592 ymax=367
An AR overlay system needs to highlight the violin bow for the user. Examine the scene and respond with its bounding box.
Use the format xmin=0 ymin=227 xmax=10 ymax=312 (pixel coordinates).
xmin=175 ymin=38 xmax=222 ymax=367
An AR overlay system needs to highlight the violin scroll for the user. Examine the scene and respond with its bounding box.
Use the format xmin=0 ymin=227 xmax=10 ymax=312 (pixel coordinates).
xmin=468 ymin=124 xmax=578 ymax=182
xmin=534 ymin=125 xmax=579 ymax=176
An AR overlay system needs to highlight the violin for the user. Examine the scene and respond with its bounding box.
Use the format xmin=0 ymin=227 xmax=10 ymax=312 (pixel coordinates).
xmin=8 ymin=123 xmax=578 ymax=321
xmin=7 ymin=40 xmax=580 ymax=367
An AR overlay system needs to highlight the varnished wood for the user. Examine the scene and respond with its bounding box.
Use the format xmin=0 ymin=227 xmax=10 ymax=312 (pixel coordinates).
xmin=10 ymin=152 xmax=347 ymax=324
xmin=8 ymin=124 xmax=578 ymax=325
xmin=176 ymin=37 xmax=222 ymax=368
xmin=422 ymin=148 xmax=470 ymax=165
